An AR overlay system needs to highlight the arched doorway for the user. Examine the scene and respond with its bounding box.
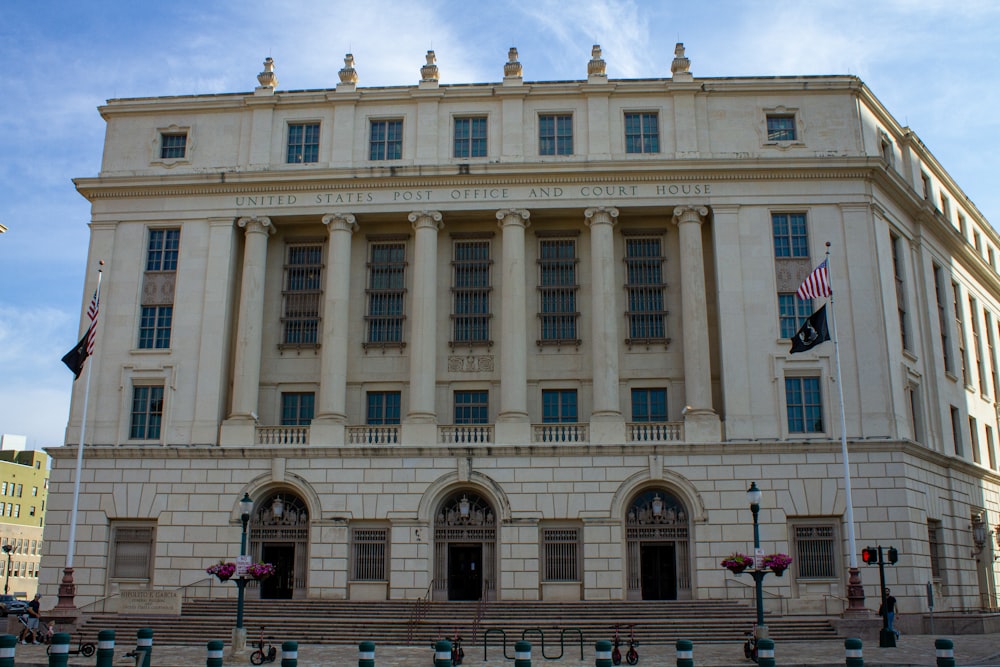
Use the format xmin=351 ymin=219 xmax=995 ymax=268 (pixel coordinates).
xmin=248 ymin=491 xmax=309 ymax=599
xmin=625 ymin=489 xmax=691 ymax=600
xmin=433 ymin=491 xmax=497 ymax=601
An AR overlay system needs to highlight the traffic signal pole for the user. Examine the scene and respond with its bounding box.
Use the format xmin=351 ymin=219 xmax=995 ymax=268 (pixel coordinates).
xmin=862 ymin=545 xmax=898 ymax=648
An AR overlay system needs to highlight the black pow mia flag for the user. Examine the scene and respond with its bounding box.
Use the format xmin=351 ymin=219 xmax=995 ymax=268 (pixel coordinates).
xmin=790 ymin=305 xmax=831 ymax=354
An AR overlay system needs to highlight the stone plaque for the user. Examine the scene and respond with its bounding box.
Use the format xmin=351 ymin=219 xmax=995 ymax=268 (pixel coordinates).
xmin=119 ymin=589 xmax=182 ymax=616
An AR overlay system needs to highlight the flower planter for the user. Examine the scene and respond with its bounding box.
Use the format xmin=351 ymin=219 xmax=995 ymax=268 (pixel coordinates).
xmin=771 ymin=567 xmax=785 ymax=577
xmin=727 ymin=565 xmax=748 ymax=575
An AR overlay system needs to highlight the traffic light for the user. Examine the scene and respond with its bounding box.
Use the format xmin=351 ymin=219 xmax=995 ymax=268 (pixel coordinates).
xmin=887 ymin=547 xmax=898 ymax=564
xmin=862 ymin=547 xmax=878 ymax=564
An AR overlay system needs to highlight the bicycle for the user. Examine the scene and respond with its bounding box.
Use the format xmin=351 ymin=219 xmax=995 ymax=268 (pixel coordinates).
xmin=249 ymin=626 xmax=277 ymax=665
xmin=624 ymin=624 xmax=639 ymax=665
xmin=611 ymin=624 xmax=623 ymax=665
xmin=450 ymin=630 xmax=464 ymax=666
xmin=743 ymin=626 xmax=758 ymax=663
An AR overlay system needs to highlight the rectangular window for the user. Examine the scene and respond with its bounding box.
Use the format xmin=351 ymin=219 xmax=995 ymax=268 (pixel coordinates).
xmin=538 ymin=238 xmax=579 ymax=343
xmin=29 ymin=506 xmax=35 ymax=517
xmin=110 ymin=523 xmax=155 ymax=580
xmin=453 ymin=117 xmax=488 ymax=158
xmin=129 ymin=385 xmax=164 ymax=440
xmin=927 ymin=519 xmax=943 ymax=580
xmin=146 ymin=229 xmax=180 ymax=272
xmin=793 ymin=524 xmax=836 ymax=578
xmin=624 ymin=112 xmax=659 ymax=154
xmin=785 ymin=376 xmax=823 ymax=433
xmin=631 ymin=388 xmax=667 ymax=422
xmin=624 ymin=237 xmax=667 ymax=342
xmin=772 ymin=213 xmax=809 ymax=258
xmin=890 ymin=234 xmax=910 ymax=350
xmin=907 ymin=384 xmax=924 ymax=444
xmin=351 ymin=527 xmax=388 ymax=581
xmin=15 ymin=485 xmax=21 ymax=498
xmin=933 ymin=265 xmax=953 ymax=373
xmin=991 ymin=314 xmax=1000 ymax=398
xmin=281 ymin=392 xmax=315 ymax=426
xmin=369 ymin=119 xmax=403 ymax=160
xmin=987 ymin=425 xmax=997 ymax=470
xmin=159 ymin=133 xmax=187 ymax=159
xmin=286 ymin=123 xmax=320 ymax=164
xmin=542 ymin=527 xmax=580 ymax=581
xmin=138 ymin=305 xmax=173 ymax=349
xmin=542 ymin=389 xmax=577 ymax=423
xmin=365 ymin=243 xmax=406 ymax=345
xmin=921 ymin=172 xmax=932 ymax=200
xmin=452 ymin=240 xmax=491 ymax=345
xmin=366 ymin=391 xmax=401 ymax=425
xmin=971 ymin=299 xmax=987 ymax=393
xmin=539 ymin=114 xmax=573 ymax=156
xmin=954 ymin=282 xmax=969 ymax=385
xmin=12 ymin=505 xmax=18 ymax=518
xmin=950 ymin=405 xmax=964 ymax=457
xmin=454 ymin=390 xmax=488 ymax=425
xmin=778 ymin=293 xmax=814 ymax=339
xmin=283 ymin=243 xmax=323 ymax=345
xmin=880 ymin=135 xmax=894 ymax=165
xmin=766 ymin=115 xmax=796 ymax=141
xmin=940 ymin=194 xmax=952 ymax=221
xmin=970 ymin=416 xmax=981 ymax=464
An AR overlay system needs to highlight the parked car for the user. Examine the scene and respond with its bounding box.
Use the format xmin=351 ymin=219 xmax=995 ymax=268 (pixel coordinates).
xmin=0 ymin=595 xmax=27 ymax=616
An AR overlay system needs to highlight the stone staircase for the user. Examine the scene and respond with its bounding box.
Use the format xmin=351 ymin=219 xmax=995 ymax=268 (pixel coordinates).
xmin=76 ymin=599 xmax=840 ymax=647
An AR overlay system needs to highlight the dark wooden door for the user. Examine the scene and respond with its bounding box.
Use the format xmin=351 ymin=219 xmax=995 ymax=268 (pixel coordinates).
xmin=447 ymin=544 xmax=483 ymax=600
xmin=640 ymin=543 xmax=677 ymax=600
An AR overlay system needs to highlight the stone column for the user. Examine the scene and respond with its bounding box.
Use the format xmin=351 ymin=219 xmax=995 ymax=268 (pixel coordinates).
xmin=671 ymin=205 xmax=721 ymax=443
xmin=585 ymin=207 xmax=626 ymax=444
xmin=495 ymin=208 xmax=531 ymax=444
xmin=220 ymin=216 xmax=273 ymax=445
xmin=310 ymin=213 xmax=358 ymax=445
xmin=403 ymin=211 xmax=443 ymax=444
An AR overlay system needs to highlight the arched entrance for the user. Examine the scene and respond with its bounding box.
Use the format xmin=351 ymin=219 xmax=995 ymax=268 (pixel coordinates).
xmin=433 ymin=491 xmax=497 ymax=601
xmin=248 ymin=491 xmax=309 ymax=599
xmin=625 ymin=489 xmax=691 ymax=600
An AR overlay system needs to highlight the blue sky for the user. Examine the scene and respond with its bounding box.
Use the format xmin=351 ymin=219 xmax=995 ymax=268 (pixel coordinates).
xmin=2 ymin=0 xmax=999 ymax=448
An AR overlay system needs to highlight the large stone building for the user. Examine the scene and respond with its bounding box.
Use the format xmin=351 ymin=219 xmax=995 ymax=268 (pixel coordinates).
xmin=0 ymin=437 xmax=49 ymax=600
xmin=44 ymin=45 xmax=1000 ymax=617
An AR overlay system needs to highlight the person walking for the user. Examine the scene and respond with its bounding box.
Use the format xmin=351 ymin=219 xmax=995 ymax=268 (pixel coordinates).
xmin=19 ymin=594 xmax=41 ymax=644
xmin=880 ymin=588 xmax=900 ymax=640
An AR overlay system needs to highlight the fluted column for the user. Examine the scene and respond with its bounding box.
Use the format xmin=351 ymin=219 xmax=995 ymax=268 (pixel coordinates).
xmin=496 ymin=208 xmax=531 ymax=444
xmin=221 ymin=216 xmax=273 ymax=445
xmin=406 ymin=211 xmax=443 ymax=426
xmin=672 ymin=205 xmax=720 ymax=442
xmin=310 ymin=213 xmax=358 ymax=445
xmin=585 ymin=207 xmax=626 ymax=443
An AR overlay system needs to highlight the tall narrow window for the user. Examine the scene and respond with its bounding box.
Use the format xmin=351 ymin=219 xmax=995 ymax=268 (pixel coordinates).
xmin=969 ymin=416 xmax=981 ymax=464
xmin=624 ymin=112 xmax=659 ymax=154
xmin=970 ymin=298 xmax=986 ymax=393
xmin=366 ymin=391 xmax=401 ymax=425
xmin=766 ymin=114 xmax=797 ymax=141
xmin=890 ymin=233 xmax=910 ymax=350
xmin=453 ymin=117 xmax=487 ymax=158
xmin=365 ymin=243 xmax=406 ymax=346
xmin=992 ymin=314 xmax=1000 ymax=397
xmin=109 ymin=523 xmax=155 ymax=580
xmin=940 ymin=194 xmax=952 ymax=221
xmin=539 ymin=114 xmax=573 ymax=156
xmin=286 ymin=123 xmax=320 ymax=163
xmin=927 ymin=520 xmax=943 ymax=580
xmin=785 ymin=376 xmax=823 ymax=433
xmin=631 ymin=388 xmax=667 ymax=422
xmin=624 ymin=236 xmax=667 ymax=342
xmin=793 ymin=525 xmax=836 ymax=578
xmin=772 ymin=213 xmax=809 ymax=258
xmin=950 ymin=405 xmax=964 ymax=457
xmin=454 ymin=390 xmax=488 ymax=425
xmin=933 ymin=265 xmax=953 ymax=373
xmin=369 ymin=119 xmax=403 ymax=160
xmin=542 ymin=389 xmax=577 ymax=423
xmin=778 ymin=294 xmax=814 ymax=339
xmin=282 ymin=243 xmax=323 ymax=345
xmin=146 ymin=229 xmax=180 ymax=271
xmin=452 ymin=240 xmax=491 ymax=345
xmin=954 ymin=283 xmax=969 ymax=385
xmin=129 ymin=385 xmax=164 ymax=440
xmin=351 ymin=527 xmax=388 ymax=581
xmin=907 ymin=384 xmax=924 ymax=444
xmin=281 ymin=392 xmax=315 ymax=426
xmin=986 ymin=425 xmax=997 ymax=470
xmin=921 ymin=172 xmax=932 ymax=200
xmin=538 ymin=238 xmax=579 ymax=344
xmin=542 ymin=527 xmax=580 ymax=581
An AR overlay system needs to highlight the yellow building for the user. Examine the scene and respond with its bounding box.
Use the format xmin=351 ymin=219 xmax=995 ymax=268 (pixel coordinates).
xmin=0 ymin=447 xmax=49 ymax=598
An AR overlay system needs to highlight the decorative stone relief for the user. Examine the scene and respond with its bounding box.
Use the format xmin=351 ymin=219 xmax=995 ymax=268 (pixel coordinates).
xmin=141 ymin=272 xmax=175 ymax=306
xmin=775 ymin=258 xmax=812 ymax=292
xmin=448 ymin=355 xmax=494 ymax=372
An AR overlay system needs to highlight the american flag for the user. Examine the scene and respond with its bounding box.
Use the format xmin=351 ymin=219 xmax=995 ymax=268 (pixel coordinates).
xmin=62 ymin=289 xmax=100 ymax=380
xmin=85 ymin=290 xmax=99 ymax=354
xmin=796 ymin=259 xmax=832 ymax=300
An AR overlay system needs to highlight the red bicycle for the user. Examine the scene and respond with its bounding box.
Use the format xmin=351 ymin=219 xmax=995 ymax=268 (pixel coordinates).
xmin=624 ymin=624 xmax=639 ymax=665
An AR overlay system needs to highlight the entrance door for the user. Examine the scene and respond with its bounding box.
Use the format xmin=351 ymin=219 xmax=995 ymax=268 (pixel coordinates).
xmin=260 ymin=543 xmax=296 ymax=599
xmin=448 ymin=544 xmax=483 ymax=600
xmin=640 ymin=543 xmax=677 ymax=600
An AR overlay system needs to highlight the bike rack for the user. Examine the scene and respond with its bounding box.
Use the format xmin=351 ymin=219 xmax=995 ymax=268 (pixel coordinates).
xmin=482 ymin=627 xmax=585 ymax=661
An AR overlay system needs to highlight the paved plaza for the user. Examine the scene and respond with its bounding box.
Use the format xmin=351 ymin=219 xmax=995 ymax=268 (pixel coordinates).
xmin=7 ymin=634 xmax=1000 ymax=667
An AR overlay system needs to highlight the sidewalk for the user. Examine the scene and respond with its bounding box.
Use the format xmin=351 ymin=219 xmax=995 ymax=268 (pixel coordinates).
xmin=9 ymin=634 xmax=1000 ymax=667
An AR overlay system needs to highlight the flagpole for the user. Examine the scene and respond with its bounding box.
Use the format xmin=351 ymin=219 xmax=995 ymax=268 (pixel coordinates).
xmin=54 ymin=261 xmax=103 ymax=614
xmin=824 ymin=243 xmax=867 ymax=615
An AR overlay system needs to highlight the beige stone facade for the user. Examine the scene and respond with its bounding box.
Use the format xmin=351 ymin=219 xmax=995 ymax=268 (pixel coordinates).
xmin=44 ymin=46 xmax=1000 ymax=616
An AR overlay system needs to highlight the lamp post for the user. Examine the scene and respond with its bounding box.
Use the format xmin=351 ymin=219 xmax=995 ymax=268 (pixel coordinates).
xmin=746 ymin=482 xmax=769 ymax=639
xmin=2 ymin=544 xmax=13 ymax=595
xmin=232 ymin=493 xmax=254 ymax=653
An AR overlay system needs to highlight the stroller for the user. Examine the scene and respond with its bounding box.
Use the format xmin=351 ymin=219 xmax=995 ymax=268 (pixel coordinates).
xmin=16 ymin=615 xmax=53 ymax=644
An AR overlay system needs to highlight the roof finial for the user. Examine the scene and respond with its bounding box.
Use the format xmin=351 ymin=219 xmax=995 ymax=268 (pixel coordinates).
xmin=339 ymin=53 xmax=359 ymax=85
xmin=256 ymin=57 xmax=278 ymax=90
xmin=504 ymin=47 xmax=523 ymax=79
xmin=420 ymin=50 xmax=439 ymax=84
xmin=671 ymin=43 xmax=692 ymax=81
xmin=587 ymin=44 xmax=607 ymax=83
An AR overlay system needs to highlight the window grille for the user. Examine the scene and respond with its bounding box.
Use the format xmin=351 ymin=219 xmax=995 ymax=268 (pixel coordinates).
xmin=111 ymin=525 xmax=155 ymax=580
xmin=766 ymin=115 xmax=796 ymax=141
xmin=160 ymin=133 xmax=187 ymax=159
xmin=927 ymin=520 xmax=942 ymax=580
xmin=452 ymin=241 xmax=492 ymax=345
xmin=543 ymin=528 xmax=580 ymax=581
xmin=538 ymin=239 xmax=579 ymax=343
xmin=282 ymin=244 xmax=323 ymax=345
xmin=352 ymin=528 xmax=388 ymax=581
xmin=794 ymin=525 xmax=835 ymax=578
xmin=365 ymin=243 xmax=406 ymax=346
xmin=624 ymin=237 xmax=666 ymax=342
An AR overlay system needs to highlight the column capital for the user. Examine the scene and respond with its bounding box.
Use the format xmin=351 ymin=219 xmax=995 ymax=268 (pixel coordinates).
xmin=496 ymin=208 xmax=530 ymax=228
xmin=322 ymin=213 xmax=359 ymax=233
xmin=584 ymin=206 xmax=619 ymax=227
xmin=237 ymin=216 xmax=274 ymax=235
xmin=408 ymin=210 xmax=444 ymax=231
xmin=672 ymin=205 xmax=709 ymax=226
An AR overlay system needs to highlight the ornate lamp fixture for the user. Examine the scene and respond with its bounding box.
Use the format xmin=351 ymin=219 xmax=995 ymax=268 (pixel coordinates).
xmin=459 ymin=495 xmax=471 ymax=520
xmin=272 ymin=496 xmax=285 ymax=520
xmin=971 ymin=512 xmax=987 ymax=557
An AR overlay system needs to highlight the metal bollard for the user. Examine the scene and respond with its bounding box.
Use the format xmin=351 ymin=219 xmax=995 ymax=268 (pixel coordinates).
xmin=0 ymin=634 xmax=16 ymax=667
xmin=676 ymin=639 xmax=694 ymax=667
xmin=595 ymin=640 xmax=613 ymax=667
xmin=137 ymin=628 xmax=154 ymax=667
xmin=207 ymin=639 xmax=224 ymax=667
xmin=97 ymin=629 xmax=116 ymax=667
xmin=359 ymin=640 xmax=375 ymax=667
xmin=515 ymin=640 xmax=532 ymax=667
xmin=48 ymin=632 xmax=71 ymax=667
xmin=935 ymin=638 xmax=955 ymax=667
xmin=757 ymin=638 xmax=775 ymax=667
xmin=844 ymin=637 xmax=862 ymax=667
xmin=281 ymin=640 xmax=299 ymax=667
xmin=434 ymin=639 xmax=453 ymax=667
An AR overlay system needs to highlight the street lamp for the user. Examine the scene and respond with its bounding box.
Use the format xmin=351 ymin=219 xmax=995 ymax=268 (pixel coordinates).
xmin=233 ymin=493 xmax=254 ymax=652
xmin=2 ymin=544 xmax=14 ymax=595
xmin=746 ymin=482 xmax=768 ymax=638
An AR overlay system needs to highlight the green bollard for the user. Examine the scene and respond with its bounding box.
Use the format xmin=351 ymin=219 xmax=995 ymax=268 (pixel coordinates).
xmin=48 ymin=632 xmax=71 ymax=667
xmin=0 ymin=634 xmax=16 ymax=667
xmin=595 ymin=640 xmax=613 ymax=667
xmin=281 ymin=640 xmax=299 ymax=667
xmin=757 ymin=638 xmax=775 ymax=667
xmin=207 ymin=640 xmax=225 ymax=667
xmin=137 ymin=628 xmax=153 ymax=667
xmin=359 ymin=640 xmax=375 ymax=667
xmin=676 ymin=639 xmax=694 ymax=667
xmin=515 ymin=640 xmax=532 ymax=667
xmin=434 ymin=639 xmax=453 ymax=667
xmin=845 ymin=637 xmax=863 ymax=667
xmin=935 ymin=638 xmax=955 ymax=667
xmin=97 ymin=630 xmax=116 ymax=667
